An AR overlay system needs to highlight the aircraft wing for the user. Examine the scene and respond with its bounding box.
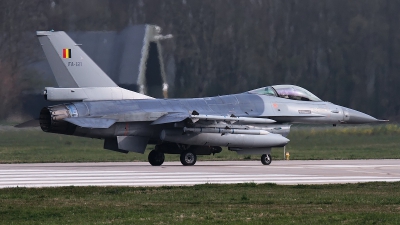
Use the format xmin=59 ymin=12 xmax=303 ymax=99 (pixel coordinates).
xmin=171 ymin=109 xmax=324 ymax=126
xmin=151 ymin=112 xmax=276 ymax=125
xmin=151 ymin=112 xmax=189 ymax=125
xmin=189 ymin=114 xmax=276 ymax=124
xmin=59 ymin=111 xmax=276 ymax=129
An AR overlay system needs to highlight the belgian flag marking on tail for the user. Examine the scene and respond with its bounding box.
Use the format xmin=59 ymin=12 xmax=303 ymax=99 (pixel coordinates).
xmin=62 ymin=48 xmax=71 ymax=58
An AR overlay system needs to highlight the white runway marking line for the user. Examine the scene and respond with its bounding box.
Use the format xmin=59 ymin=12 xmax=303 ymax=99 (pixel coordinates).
xmin=347 ymin=169 xmax=400 ymax=176
xmin=0 ymin=174 xmax=308 ymax=181
xmin=0 ymin=170 xmax=205 ymax=174
xmin=0 ymin=176 xmax=395 ymax=184
xmin=0 ymin=170 xmax=316 ymax=188
xmin=0 ymin=172 xmax=308 ymax=178
xmin=227 ymin=166 xmax=309 ymax=169
xmin=1 ymin=160 xmax=399 ymax=188
xmin=228 ymin=165 xmax=400 ymax=169
xmin=2 ymin=178 xmax=400 ymax=188
xmin=311 ymin=165 xmax=400 ymax=168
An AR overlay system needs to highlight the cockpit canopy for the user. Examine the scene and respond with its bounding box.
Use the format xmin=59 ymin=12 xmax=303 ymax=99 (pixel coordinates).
xmin=248 ymin=85 xmax=322 ymax=102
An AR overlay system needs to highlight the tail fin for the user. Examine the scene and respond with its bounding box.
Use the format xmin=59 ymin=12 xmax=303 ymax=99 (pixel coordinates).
xmin=37 ymin=31 xmax=118 ymax=88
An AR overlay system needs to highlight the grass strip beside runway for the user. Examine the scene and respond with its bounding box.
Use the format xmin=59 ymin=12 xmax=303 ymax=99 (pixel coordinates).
xmin=1 ymin=182 xmax=399 ymax=224
xmin=0 ymin=124 xmax=399 ymax=163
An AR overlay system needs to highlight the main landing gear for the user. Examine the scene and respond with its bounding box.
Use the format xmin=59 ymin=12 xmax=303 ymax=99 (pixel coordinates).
xmin=148 ymin=144 xmax=222 ymax=166
xmin=148 ymin=150 xmax=165 ymax=166
xmin=148 ymin=144 xmax=273 ymax=166
xmin=180 ymin=151 xmax=197 ymax=166
xmin=148 ymin=149 xmax=197 ymax=166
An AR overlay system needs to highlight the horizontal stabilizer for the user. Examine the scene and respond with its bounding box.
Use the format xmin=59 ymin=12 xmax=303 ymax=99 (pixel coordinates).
xmin=64 ymin=117 xmax=116 ymax=128
xmin=151 ymin=112 xmax=189 ymax=125
xmin=14 ymin=119 xmax=40 ymax=128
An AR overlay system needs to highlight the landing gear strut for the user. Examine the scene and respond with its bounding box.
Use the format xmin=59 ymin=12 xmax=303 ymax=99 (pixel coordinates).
xmin=261 ymin=154 xmax=272 ymax=165
xmin=180 ymin=151 xmax=197 ymax=166
xmin=149 ymin=143 xmax=219 ymax=166
xmin=148 ymin=150 xmax=165 ymax=166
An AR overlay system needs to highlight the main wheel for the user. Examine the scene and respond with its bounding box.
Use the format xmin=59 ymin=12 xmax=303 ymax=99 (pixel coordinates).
xmin=261 ymin=154 xmax=272 ymax=165
xmin=148 ymin=150 xmax=165 ymax=166
xmin=180 ymin=151 xmax=197 ymax=166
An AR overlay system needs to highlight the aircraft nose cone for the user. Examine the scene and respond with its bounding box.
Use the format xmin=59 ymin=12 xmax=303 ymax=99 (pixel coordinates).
xmin=343 ymin=107 xmax=378 ymax=124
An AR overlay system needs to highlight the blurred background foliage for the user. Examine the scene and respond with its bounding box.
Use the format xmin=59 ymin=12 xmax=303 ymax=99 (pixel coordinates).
xmin=0 ymin=0 xmax=399 ymax=120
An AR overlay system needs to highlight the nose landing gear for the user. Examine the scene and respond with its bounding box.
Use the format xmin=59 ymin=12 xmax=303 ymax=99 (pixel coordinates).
xmin=261 ymin=154 xmax=272 ymax=165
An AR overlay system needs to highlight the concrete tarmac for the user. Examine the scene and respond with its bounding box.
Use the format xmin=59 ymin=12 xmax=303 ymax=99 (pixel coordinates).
xmin=0 ymin=160 xmax=399 ymax=188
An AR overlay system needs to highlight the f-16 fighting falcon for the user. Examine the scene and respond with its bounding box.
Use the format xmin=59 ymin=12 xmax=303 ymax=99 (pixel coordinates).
xmin=25 ymin=31 xmax=385 ymax=166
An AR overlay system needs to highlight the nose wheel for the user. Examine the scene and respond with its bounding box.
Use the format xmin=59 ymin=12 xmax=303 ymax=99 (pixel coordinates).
xmin=261 ymin=154 xmax=272 ymax=165
xmin=180 ymin=151 xmax=197 ymax=166
xmin=148 ymin=150 xmax=165 ymax=166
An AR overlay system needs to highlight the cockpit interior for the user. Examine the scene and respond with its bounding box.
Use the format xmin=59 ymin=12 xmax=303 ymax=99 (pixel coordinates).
xmin=248 ymin=85 xmax=322 ymax=102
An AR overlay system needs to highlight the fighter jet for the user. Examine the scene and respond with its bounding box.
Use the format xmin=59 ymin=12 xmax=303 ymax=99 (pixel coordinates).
xmin=27 ymin=31 xmax=384 ymax=166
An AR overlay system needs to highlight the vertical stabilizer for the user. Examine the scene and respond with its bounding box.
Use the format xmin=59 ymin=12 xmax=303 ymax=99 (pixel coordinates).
xmin=37 ymin=31 xmax=118 ymax=88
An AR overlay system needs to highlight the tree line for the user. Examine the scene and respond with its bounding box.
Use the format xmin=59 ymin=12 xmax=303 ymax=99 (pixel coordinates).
xmin=0 ymin=0 xmax=399 ymax=120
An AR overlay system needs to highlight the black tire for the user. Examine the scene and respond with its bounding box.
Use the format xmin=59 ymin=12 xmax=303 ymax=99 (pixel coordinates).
xmin=180 ymin=151 xmax=197 ymax=166
xmin=148 ymin=150 xmax=165 ymax=166
xmin=261 ymin=154 xmax=272 ymax=165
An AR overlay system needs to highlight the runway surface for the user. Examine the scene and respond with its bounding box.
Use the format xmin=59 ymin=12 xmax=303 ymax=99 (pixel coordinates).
xmin=0 ymin=160 xmax=399 ymax=188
